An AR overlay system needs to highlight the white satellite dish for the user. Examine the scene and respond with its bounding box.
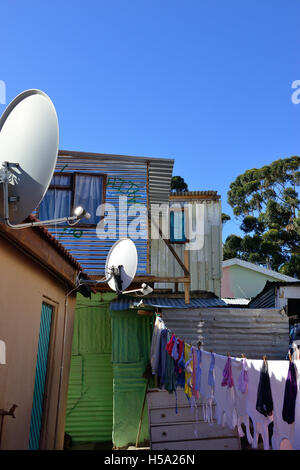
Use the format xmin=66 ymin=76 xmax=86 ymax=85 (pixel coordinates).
xmin=77 ymin=238 xmax=153 ymax=296
xmin=0 ymin=89 xmax=90 ymax=228
xmin=105 ymin=238 xmax=138 ymax=293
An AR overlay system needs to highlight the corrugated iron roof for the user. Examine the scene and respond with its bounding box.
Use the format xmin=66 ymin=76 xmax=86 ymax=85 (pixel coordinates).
xmin=169 ymin=191 xmax=220 ymax=200
xmin=109 ymin=296 xmax=226 ymax=311
xmin=248 ymin=280 xmax=300 ymax=308
xmin=58 ymin=149 xmax=175 ymax=206
xmin=222 ymin=258 xmax=298 ymax=281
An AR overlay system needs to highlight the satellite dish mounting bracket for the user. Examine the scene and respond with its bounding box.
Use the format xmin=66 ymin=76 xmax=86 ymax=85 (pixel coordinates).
xmin=0 ymin=161 xmax=87 ymax=230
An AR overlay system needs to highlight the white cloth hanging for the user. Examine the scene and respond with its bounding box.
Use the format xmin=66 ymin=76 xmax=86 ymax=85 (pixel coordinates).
xmin=213 ymin=354 xmax=238 ymax=431
xmin=200 ymin=350 xmax=215 ymax=423
xmin=231 ymin=357 xmax=253 ymax=445
xmin=150 ymin=316 xmax=166 ymax=375
xmin=267 ymin=359 xmax=300 ymax=450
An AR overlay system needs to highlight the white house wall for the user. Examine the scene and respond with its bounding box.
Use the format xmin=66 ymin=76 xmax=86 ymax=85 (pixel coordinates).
xmin=276 ymin=285 xmax=300 ymax=309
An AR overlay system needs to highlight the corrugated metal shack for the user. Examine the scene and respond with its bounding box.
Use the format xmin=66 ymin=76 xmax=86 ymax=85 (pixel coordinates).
xmin=151 ymin=191 xmax=222 ymax=298
xmin=249 ymin=280 xmax=300 ymax=309
xmin=38 ymin=149 xmax=291 ymax=449
xmin=37 ymin=150 xmax=174 ymax=277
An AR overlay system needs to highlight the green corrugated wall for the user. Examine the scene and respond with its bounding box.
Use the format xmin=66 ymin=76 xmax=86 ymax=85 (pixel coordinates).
xmin=65 ymin=292 xmax=154 ymax=448
xmin=65 ymin=292 xmax=116 ymax=444
xmin=110 ymin=309 xmax=153 ymax=448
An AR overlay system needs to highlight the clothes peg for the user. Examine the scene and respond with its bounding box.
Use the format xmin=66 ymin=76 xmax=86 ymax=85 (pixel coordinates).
xmin=263 ymin=355 xmax=267 ymax=364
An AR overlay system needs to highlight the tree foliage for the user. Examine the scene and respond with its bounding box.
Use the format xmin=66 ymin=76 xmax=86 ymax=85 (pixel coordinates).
xmin=223 ymin=156 xmax=300 ymax=277
xmin=170 ymin=176 xmax=188 ymax=192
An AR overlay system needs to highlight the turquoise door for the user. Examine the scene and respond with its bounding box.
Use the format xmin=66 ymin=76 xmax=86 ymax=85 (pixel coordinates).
xmin=29 ymin=302 xmax=53 ymax=450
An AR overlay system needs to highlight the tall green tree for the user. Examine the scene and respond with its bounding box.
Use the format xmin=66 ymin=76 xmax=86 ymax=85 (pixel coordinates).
xmin=223 ymin=156 xmax=300 ymax=277
xmin=170 ymin=176 xmax=188 ymax=192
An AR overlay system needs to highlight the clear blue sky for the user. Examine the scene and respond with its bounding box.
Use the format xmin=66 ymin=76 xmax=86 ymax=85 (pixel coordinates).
xmin=1 ymin=0 xmax=299 ymax=240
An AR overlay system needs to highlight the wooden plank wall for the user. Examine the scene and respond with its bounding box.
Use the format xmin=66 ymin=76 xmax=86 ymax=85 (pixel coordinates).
xmin=147 ymin=389 xmax=240 ymax=450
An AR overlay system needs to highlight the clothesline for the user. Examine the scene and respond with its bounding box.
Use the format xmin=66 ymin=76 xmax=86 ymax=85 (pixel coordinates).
xmin=150 ymin=315 xmax=300 ymax=450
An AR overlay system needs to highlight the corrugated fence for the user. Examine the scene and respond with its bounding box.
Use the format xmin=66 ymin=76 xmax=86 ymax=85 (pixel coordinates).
xmin=161 ymin=307 xmax=289 ymax=360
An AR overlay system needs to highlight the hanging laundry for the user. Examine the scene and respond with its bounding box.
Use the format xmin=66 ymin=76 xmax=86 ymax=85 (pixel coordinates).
xmin=256 ymin=359 xmax=274 ymax=418
xmin=214 ymin=354 xmax=237 ymax=430
xmin=208 ymin=352 xmax=215 ymax=392
xmin=231 ymin=357 xmax=253 ymax=445
xmin=290 ymin=342 xmax=300 ymax=361
xmin=205 ymin=351 xmax=215 ymax=423
xmin=150 ymin=315 xmax=166 ymax=375
xmin=282 ymin=360 xmax=297 ymax=425
xmin=149 ymin=322 xmax=300 ymax=450
xmin=192 ymin=347 xmax=200 ymax=400
xmin=266 ymin=360 xmax=298 ymax=450
xmin=157 ymin=328 xmax=168 ymax=387
xmin=164 ymin=330 xmax=177 ymax=394
xmin=196 ymin=349 xmax=202 ymax=395
xmin=184 ymin=344 xmax=193 ymax=400
xmin=166 ymin=333 xmax=176 ymax=357
xmin=175 ymin=339 xmax=185 ymax=389
xmin=238 ymin=357 xmax=248 ymax=394
xmin=221 ymin=356 xmax=234 ymax=389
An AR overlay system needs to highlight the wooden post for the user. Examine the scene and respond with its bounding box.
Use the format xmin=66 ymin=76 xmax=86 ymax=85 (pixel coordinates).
xmin=184 ymin=249 xmax=190 ymax=304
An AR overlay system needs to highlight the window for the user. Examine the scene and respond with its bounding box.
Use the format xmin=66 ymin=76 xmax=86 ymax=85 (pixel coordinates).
xmin=170 ymin=208 xmax=187 ymax=243
xmin=39 ymin=172 xmax=106 ymax=226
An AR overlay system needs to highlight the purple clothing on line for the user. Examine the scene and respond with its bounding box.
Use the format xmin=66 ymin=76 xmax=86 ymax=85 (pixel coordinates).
xmin=282 ymin=361 xmax=297 ymax=425
xmin=238 ymin=358 xmax=248 ymax=394
xmin=221 ymin=357 xmax=234 ymax=388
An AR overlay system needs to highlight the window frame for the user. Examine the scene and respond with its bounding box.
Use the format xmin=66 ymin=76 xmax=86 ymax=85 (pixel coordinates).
xmin=169 ymin=206 xmax=189 ymax=244
xmin=38 ymin=171 xmax=107 ymax=228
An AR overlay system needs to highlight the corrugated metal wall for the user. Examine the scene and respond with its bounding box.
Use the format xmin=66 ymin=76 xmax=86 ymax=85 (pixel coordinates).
xmin=110 ymin=309 xmax=153 ymax=448
xmin=248 ymin=287 xmax=276 ymax=308
xmin=65 ymin=292 xmax=116 ymax=444
xmin=43 ymin=154 xmax=148 ymax=275
xmin=150 ymin=200 xmax=222 ymax=297
xmin=161 ymin=307 xmax=289 ymax=360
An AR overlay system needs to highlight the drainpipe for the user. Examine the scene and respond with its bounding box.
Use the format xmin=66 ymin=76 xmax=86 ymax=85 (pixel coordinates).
xmin=53 ymin=283 xmax=73 ymax=449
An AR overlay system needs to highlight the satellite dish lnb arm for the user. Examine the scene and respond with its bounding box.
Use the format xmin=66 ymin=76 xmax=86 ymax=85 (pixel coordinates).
xmin=0 ymin=163 xmax=88 ymax=229
xmin=1 ymin=180 xmax=79 ymax=228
